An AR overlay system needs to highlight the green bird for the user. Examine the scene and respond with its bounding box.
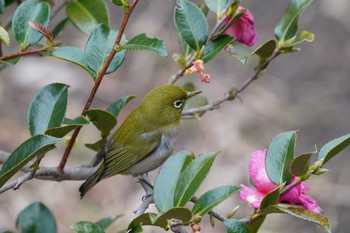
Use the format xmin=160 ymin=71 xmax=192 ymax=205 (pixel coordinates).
xmin=79 ymin=84 xmax=201 ymax=198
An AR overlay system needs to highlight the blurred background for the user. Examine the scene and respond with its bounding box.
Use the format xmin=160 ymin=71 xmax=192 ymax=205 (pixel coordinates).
xmin=0 ymin=0 xmax=349 ymax=232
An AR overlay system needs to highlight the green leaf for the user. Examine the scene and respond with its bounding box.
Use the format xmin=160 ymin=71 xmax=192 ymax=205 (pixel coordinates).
xmin=0 ymin=57 xmax=21 ymax=65
xmin=253 ymin=40 xmax=277 ymax=59
xmin=318 ymin=133 xmax=350 ymax=166
xmin=28 ymin=83 xmax=68 ymax=136
xmin=281 ymin=30 xmax=314 ymax=49
xmin=95 ymin=215 xmax=122 ymax=230
xmin=85 ymin=109 xmax=117 ymax=138
xmin=0 ymin=26 xmax=9 ymax=46
xmin=123 ymin=33 xmax=168 ymax=57
xmin=45 ymin=116 xmax=91 ymax=138
xmin=50 ymin=47 xmax=95 ymax=77
xmin=202 ymin=35 xmax=234 ymax=63
xmin=259 ymin=186 xmax=281 ymax=210
xmin=291 ymin=150 xmax=315 ymax=177
xmin=153 ymin=208 xmax=192 ymax=228
xmin=174 ymin=152 xmax=218 ymax=207
xmin=226 ymin=42 xmax=253 ymax=65
xmin=274 ymin=0 xmax=313 ymax=42
xmin=52 ymin=18 xmax=69 ymax=39
xmin=212 ymin=8 xmax=244 ymax=40
xmin=174 ymin=0 xmax=208 ymax=51
xmin=246 ymin=216 xmax=266 ymax=233
xmin=224 ymin=219 xmax=249 ymax=233
xmin=16 ymin=202 xmax=57 ymax=233
xmin=0 ymin=135 xmax=59 ymax=188
xmin=106 ymin=96 xmax=135 ymax=117
xmin=12 ymin=0 xmax=50 ymax=49
xmin=154 ymin=150 xmax=194 ymax=212
xmin=262 ymin=206 xmax=331 ymax=233
xmin=182 ymin=95 xmax=209 ymax=119
xmin=0 ymin=0 xmax=4 ymax=14
xmin=85 ymin=138 xmax=107 ymax=152
xmin=66 ymin=0 xmax=109 ymax=35
xmin=266 ymin=131 xmax=297 ymax=184
xmin=192 ymin=185 xmax=241 ymax=216
xmin=128 ymin=213 xmax=157 ymax=230
xmin=112 ymin=0 xmax=123 ymax=6
xmin=70 ymin=221 xmax=105 ymax=233
xmin=205 ymin=0 xmax=230 ymax=16
xmin=85 ymin=24 xmax=126 ymax=76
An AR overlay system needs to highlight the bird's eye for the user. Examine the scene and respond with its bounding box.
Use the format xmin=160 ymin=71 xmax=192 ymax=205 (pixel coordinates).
xmin=173 ymin=100 xmax=184 ymax=109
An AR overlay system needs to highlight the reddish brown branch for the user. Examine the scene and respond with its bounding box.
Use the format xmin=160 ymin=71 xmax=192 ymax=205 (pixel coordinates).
xmin=58 ymin=0 xmax=140 ymax=170
xmin=0 ymin=49 xmax=45 ymax=61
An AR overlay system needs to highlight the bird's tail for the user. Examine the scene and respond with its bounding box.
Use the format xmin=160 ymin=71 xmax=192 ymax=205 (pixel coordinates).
xmin=79 ymin=163 xmax=105 ymax=199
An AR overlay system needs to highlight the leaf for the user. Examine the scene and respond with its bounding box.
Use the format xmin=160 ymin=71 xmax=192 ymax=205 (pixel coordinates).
xmin=266 ymin=131 xmax=297 ymax=184
xmin=0 ymin=57 xmax=21 ymax=65
xmin=281 ymin=30 xmax=314 ymax=49
xmin=291 ymin=150 xmax=315 ymax=177
xmin=85 ymin=24 xmax=126 ymax=76
xmin=202 ymin=35 xmax=234 ymax=63
xmin=50 ymin=47 xmax=95 ymax=77
xmin=154 ymin=150 xmax=194 ymax=212
xmin=192 ymin=185 xmax=241 ymax=216
xmin=174 ymin=152 xmax=218 ymax=207
xmin=70 ymin=221 xmax=105 ymax=233
xmin=259 ymin=186 xmax=281 ymax=210
xmin=95 ymin=215 xmax=122 ymax=230
xmin=224 ymin=219 xmax=249 ymax=233
xmin=28 ymin=20 xmax=53 ymax=45
xmin=226 ymin=42 xmax=253 ymax=65
xmin=253 ymin=40 xmax=277 ymax=59
xmin=0 ymin=25 xmax=9 ymax=46
xmin=274 ymin=0 xmax=314 ymax=42
xmin=128 ymin=213 xmax=157 ymax=230
xmin=205 ymin=0 xmax=230 ymax=16
xmin=153 ymin=208 xmax=192 ymax=228
xmin=106 ymin=96 xmax=135 ymax=117
xmin=318 ymin=133 xmax=350 ymax=166
xmin=0 ymin=0 xmax=4 ymax=14
xmin=174 ymin=0 xmax=208 ymax=51
xmin=28 ymin=83 xmax=68 ymax=136
xmin=16 ymin=202 xmax=57 ymax=233
xmin=45 ymin=116 xmax=91 ymax=138
xmin=246 ymin=216 xmax=266 ymax=233
xmin=112 ymin=0 xmax=123 ymax=6
xmin=12 ymin=0 xmax=50 ymax=49
xmin=123 ymin=33 xmax=168 ymax=57
xmin=85 ymin=109 xmax=117 ymax=138
xmin=212 ymin=7 xmax=244 ymax=40
xmin=262 ymin=206 xmax=331 ymax=233
xmin=85 ymin=138 xmax=107 ymax=152
xmin=182 ymin=95 xmax=209 ymax=120
xmin=52 ymin=18 xmax=69 ymax=39
xmin=0 ymin=135 xmax=59 ymax=188
xmin=66 ymin=0 xmax=109 ymax=35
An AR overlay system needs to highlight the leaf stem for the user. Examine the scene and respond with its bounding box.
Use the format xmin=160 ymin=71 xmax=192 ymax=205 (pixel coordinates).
xmin=58 ymin=0 xmax=140 ymax=170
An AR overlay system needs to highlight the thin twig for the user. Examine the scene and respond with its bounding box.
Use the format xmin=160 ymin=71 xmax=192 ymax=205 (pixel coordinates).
xmin=191 ymin=196 xmax=226 ymax=222
xmin=134 ymin=195 xmax=153 ymax=216
xmin=50 ymin=1 xmax=67 ymax=20
xmin=182 ymin=51 xmax=281 ymax=116
xmin=0 ymin=48 xmax=45 ymax=61
xmin=58 ymin=0 xmax=140 ymax=170
xmin=170 ymin=220 xmax=188 ymax=233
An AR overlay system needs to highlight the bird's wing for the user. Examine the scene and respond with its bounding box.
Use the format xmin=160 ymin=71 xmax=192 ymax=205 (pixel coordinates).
xmin=100 ymin=130 xmax=162 ymax=178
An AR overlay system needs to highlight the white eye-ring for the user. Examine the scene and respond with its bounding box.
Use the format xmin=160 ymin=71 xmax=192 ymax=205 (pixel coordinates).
xmin=173 ymin=100 xmax=184 ymax=108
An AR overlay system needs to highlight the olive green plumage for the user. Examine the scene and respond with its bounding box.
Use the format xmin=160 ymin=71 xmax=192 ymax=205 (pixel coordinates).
xmin=79 ymin=84 xmax=200 ymax=198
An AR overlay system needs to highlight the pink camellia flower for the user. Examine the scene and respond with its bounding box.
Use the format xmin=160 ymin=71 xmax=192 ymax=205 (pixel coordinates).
xmin=239 ymin=149 xmax=322 ymax=214
xmin=223 ymin=6 xmax=258 ymax=47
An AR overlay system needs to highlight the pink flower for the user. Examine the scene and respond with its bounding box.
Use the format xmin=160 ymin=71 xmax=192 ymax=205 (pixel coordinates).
xmin=223 ymin=6 xmax=258 ymax=47
xmin=239 ymin=149 xmax=322 ymax=214
xmin=185 ymin=59 xmax=211 ymax=83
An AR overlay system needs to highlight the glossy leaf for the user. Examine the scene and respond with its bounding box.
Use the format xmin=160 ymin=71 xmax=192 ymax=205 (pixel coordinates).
xmin=174 ymin=152 xmax=218 ymax=207
xmin=52 ymin=18 xmax=69 ymax=39
xmin=266 ymin=131 xmax=297 ymax=184
xmin=0 ymin=26 xmax=9 ymax=46
xmin=85 ymin=24 xmax=126 ymax=75
xmin=180 ymin=82 xmax=196 ymax=92
xmin=95 ymin=215 xmax=122 ymax=230
xmin=85 ymin=138 xmax=107 ymax=152
xmin=318 ymin=133 xmax=350 ymax=166
xmin=182 ymin=95 xmax=209 ymax=119
xmin=50 ymin=47 xmax=95 ymax=77
xmin=0 ymin=135 xmax=58 ymax=188
xmin=224 ymin=219 xmax=249 ymax=233
xmin=262 ymin=206 xmax=331 ymax=233
xmin=154 ymin=150 xmax=194 ymax=212
xmin=128 ymin=213 xmax=157 ymax=230
xmin=70 ymin=221 xmax=105 ymax=233
xmin=174 ymin=0 xmax=208 ymax=51
xmin=45 ymin=116 xmax=91 ymax=138
xmin=259 ymin=186 xmax=281 ymax=210
xmin=274 ymin=0 xmax=313 ymax=42
xmin=246 ymin=216 xmax=266 ymax=233
xmin=291 ymin=152 xmax=314 ymax=177
xmin=16 ymin=202 xmax=57 ymax=233
xmin=85 ymin=109 xmax=117 ymax=138
xmin=192 ymin=185 xmax=241 ymax=216
xmin=28 ymin=83 xmax=68 ymax=136
xmin=253 ymin=40 xmax=277 ymax=58
xmin=202 ymin=35 xmax=234 ymax=63
xmin=226 ymin=42 xmax=253 ymax=65
xmin=106 ymin=96 xmax=135 ymax=117
xmin=153 ymin=208 xmax=192 ymax=228
xmin=66 ymin=0 xmax=109 ymax=35
xmin=123 ymin=33 xmax=168 ymax=57
xmin=12 ymin=0 xmax=50 ymax=49
xmin=205 ymin=0 xmax=230 ymax=16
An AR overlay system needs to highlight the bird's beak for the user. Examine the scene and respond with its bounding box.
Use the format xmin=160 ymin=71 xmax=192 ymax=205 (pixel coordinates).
xmin=187 ymin=90 xmax=202 ymax=98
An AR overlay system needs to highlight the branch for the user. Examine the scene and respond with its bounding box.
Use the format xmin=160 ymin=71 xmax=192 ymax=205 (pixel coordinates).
xmin=0 ymin=48 xmax=45 ymax=61
xmin=182 ymin=51 xmax=281 ymax=116
xmin=58 ymin=0 xmax=140 ymax=170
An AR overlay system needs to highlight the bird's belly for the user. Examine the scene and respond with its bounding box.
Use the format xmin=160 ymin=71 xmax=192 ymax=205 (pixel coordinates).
xmin=125 ymin=128 xmax=177 ymax=175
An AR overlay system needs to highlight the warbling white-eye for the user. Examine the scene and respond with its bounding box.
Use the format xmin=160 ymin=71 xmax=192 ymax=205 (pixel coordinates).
xmin=79 ymin=84 xmax=201 ymax=198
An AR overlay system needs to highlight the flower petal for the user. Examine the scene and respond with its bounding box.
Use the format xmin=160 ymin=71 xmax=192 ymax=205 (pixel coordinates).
xmin=239 ymin=184 xmax=266 ymax=209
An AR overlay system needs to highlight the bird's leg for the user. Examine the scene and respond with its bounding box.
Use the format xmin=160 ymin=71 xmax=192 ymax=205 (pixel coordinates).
xmin=136 ymin=173 xmax=153 ymax=199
